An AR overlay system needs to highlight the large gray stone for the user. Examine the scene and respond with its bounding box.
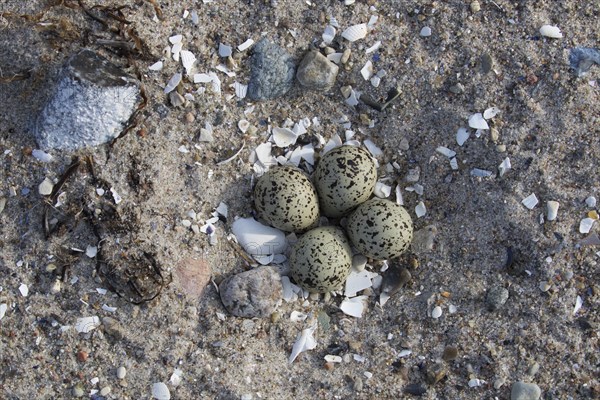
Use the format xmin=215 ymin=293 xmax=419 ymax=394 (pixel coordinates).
xmin=247 ymin=39 xmax=295 ymax=101
xmin=510 ymin=382 xmax=541 ymax=400
xmin=219 ymin=266 xmax=282 ymax=318
xmin=35 ymin=49 xmax=141 ymax=150
xmin=296 ymin=50 xmax=338 ymax=91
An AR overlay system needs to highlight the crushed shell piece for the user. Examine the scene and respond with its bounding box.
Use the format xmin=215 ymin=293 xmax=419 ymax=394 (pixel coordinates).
xmin=540 ymin=25 xmax=563 ymax=39
xmin=483 ymin=107 xmax=501 ymax=119
xmin=522 ymin=193 xmax=539 ymax=209
xmin=456 ymin=128 xmax=469 ymax=146
xmin=579 ymin=218 xmax=595 ymax=234
xmin=341 ymin=23 xmax=368 ymax=42
xmin=468 ymin=113 xmax=489 ymax=130
xmin=546 ymin=201 xmax=559 ymax=221
xmin=415 ymin=201 xmax=426 ymax=218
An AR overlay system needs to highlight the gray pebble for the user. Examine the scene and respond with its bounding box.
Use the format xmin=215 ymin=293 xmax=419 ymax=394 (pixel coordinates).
xmin=486 ymin=286 xmax=509 ymax=311
xmin=247 ymin=39 xmax=295 ymax=101
xmin=481 ymin=53 xmax=493 ymax=74
xmin=296 ymin=50 xmax=339 ymax=91
xmin=411 ymin=225 xmax=437 ymax=253
xmin=510 ymin=381 xmax=541 ymax=400
xmin=117 ymin=366 xmax=127 ymax=379
xmin=449 ymin=83 xmax=465 ymax=94
xmin=35 ymin=49 xmax=141 ymax=150
xmin=219 ymin=266 xmax=282 ymax=318
xmin=72 ymin=384 xmax=84 ymax=397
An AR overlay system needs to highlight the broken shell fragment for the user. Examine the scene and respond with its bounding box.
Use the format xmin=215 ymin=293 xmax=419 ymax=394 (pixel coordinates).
xmin=540 ymin=25 xmax=563 ymax=39
xmin=546 ymin=201 xmax=559 ymax=221
xmin=341 ymin=23 xmax=368 ymax=42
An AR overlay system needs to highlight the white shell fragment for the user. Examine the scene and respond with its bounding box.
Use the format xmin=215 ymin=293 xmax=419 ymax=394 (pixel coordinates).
xmin=579 ymin=218 xmax=595 ymax=234
xmin=85 ymin=245 xmax=98 ymax=258
xmin=152 ymin=382 xmax=171 ymax=400
xmin=193 ymin=73 xmax=212 ymax=83
xmin=237 ymin=38 xmax=255 ymax=51
xmin=322 ymin=25 xmax=336 ymax=44
xmin=363 ymin=139 xmax=383 ymax=157
xmin=231 ymin=218 xmax=287 ymax=256
xmin=324 ymin=355 xmax=342 ymax=363
xmin=340 ymin=296 xmax=367 ymax=318
xmin=415 ymin=201 xmax=427 ymax=218
xmin=345 ymin=270 xmax=373 ymax=297
xmin=483 ymin=107 xmax=501 ymax=119
xmin=374 ymin=182 xmax=392 ymax=198
xmin=149 ymin=61 xmax=163 ymax=71
xmin=341 ymin=23 xmax=368 ymax=42
xmin=522 ymin=193 xmax=539 ymax=209
xmin=436 ymin=146 xmax=456 ymax=158
xmin=456 ymin=128 xmax=469 ymax=146
xmin=272 ymin=127 xmax=298 ymax=148
xmin=32 ymin=149 xmax=53 ymax=162
xmin=540 ymin=25 xmax=563 ymax=39
xmin=234 ymin=82 xmax=248 ymax=99
xmin=19 ymin=283 xmax=29 ymax=297
xmin=168 ymin=34 xmax=182 ymax=44
xmin=75 ymin=316 xmax=100 ymax=333
xmin=169 ymin=369 xmax=183 ymax=387
xmin=164 ymin=73 xmax=182 ymax=94
xmin=0 ymin=303 xmax=7 ymax=321
xmin=365 ymin=41 xmax=381 ymax=54
xmin=573 ymin=295 xmax=583 ymax=315
xmin=471 ymin=168 xmax=492 ymax=177
xmin=546 ymin=201 xmax=559 ymax=221
xmin=180 ymin=50 xmax=196 ymax=75
xmin=468 ymin=113 xmax=489 ymax=130
xmin=449 ymin=158 xmax=459 ymax=170
xmin=289 ymin=324 xmax=317 ymax=363
xmin=498 ymin=157 xmax=511 ymax=177
xmin=360 ymin=60 xmax=374 ymax=80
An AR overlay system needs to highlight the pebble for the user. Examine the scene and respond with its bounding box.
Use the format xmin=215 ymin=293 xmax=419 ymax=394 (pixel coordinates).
xmin=481 ymin=53 xmax=493 ymax=74
xmin=296 ymin=50 xmax=339 ymax=91
xmin=448 ymin=83 xmax=465 ymax=94
xmin=585 ymin=196 xmax=597 ymax=208
xmin=102 ymin=317 xmax=124 ymax=340
xmin=169 ymin=91 xmax=185 ymax=107
xmin=76 ymin=350 xmax=88 ymax=362
xmin=539 ymin=281 xmax=551 ymax=292
xmin=152 ymin=382 xmax=171 ymax=400
xmin=247 ymin=39 xmax=295 ymax=101
xmin=72 ymin=384 xmax=85 ymax=397
xmin=569 ymin=47 xmax=600 ymax=77
xmin=425 ymin=363 xmax=447 ymax=385
xmin=431 ymin=306 xmax=442 ymax=319
xmin=100 ymin=386 xmax=111 ymax=396
xmin=419 ymin=26 xmax=432 ymax=37
xmin=38 ymin=178 xmax=54 ymax=196
xmin=174 ymin=257 xmax=212 ymax=299
xmin=35 ymin=49 xmax=140 ymax=150
xmin=527 ymin=362 xmax=540 ymax=377
xmin=486 ymin=286 xmax=509 ymax=311
xmin=404 ymin=383 xmax=427 ymax=395
xmin=117 ymin=366 xmax=127 ymax=379
xmin=510 ymin=382 xmax=541 ymax=400
xmin=340 ymin=49 xmax=351 ymax=64
xmin=219 ymin=266 xmax=282 ymax=318
xmin=442 ymin=346 xmax=458 ymax=362
xmin=411 ymin=225 xmax=437 ymax=253
xmin=470 ymin=0 xmax=480 ymax=13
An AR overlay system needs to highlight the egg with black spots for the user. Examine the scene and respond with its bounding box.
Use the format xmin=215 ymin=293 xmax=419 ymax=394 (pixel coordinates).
xmin=254 ymin=166 xmax=319 ymax=232
xmin=314 ymin=145 xmax=377 ymax=218
xmin=347 ymin=198 xmax=413 ymax=260
xmin=289 ymin=226 xmax=352 ymax=293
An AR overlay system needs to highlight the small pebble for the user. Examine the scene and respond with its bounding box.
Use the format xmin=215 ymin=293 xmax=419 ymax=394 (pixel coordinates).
xmin=100 ymin=386 xmax=111 ymax=396
xmin=539 ymin=281 xmax=551 ymax=292
xmin=527 ymin=362 xmax=540 ymax=377
xmin=77 ymin=350 xmax=88 ymax=362
xmin=486 ymin=286 xmax=509 ymax=311
xmin=449 ymin=83 xmax=464 ymax=94
xmin=353 ymin=377 xmax=363 ymax=391
xmin=419 ymin=26 xmax=432 ymax=37
xmin=494 ymin=377 xmax=506 ymax=389
xmin=404 ymin=383 xmax=427 ymax=395
xmin=324 ymin=362 xmax=335 ymax=371
xmin=117 ymin=366 xmax=127 ymax=379
xmin=219 ymin=266 xmax=282 ymax=318
xmin=425 ymin=363 xmax=446 ymax=385
xmin=586 ymin=196 xmax=597 ymax=208
xmin=296 ymin=50 xmax=339 ymax=91
xmin=481 ymin=53 xmax=493 ymax=74
xmin=185 ymin=112 xmax=195 ymax=123
xmin=510 ymin=381 xmax=541 ymax=400
xmin=72 ymin=384 xmax=85 ymax=397
xmin=431 ymin=306 xmax=442 ymax=319
xmin=470 ymin=0 xmax=480 ymax=13
xmin=442 ymin=346 xmax=458 ymax=362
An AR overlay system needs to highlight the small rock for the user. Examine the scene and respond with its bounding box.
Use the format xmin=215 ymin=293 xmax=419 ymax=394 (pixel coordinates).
xmin=173 ymin=257 xmax=212 ymax=299
xmin=76 ymin=350 xmax=88 ymax=362
xmin=510 ymin=381 xmax=541 ymax=400
xmin=448 ymin=83 xmax=464 ymax=94
xmin=117 ymin=366 xmax=127 ymax=379
xmin=569 ymin=47 xmax=600 ymax=77
xmin=38 ymin=178 xmax=54 ymax=196
xmin=100 ymin=386 xmax=111 ymax=396
xmin=481 ymin=53 xmax=493 ymax=74
xmin=35 ymin=49 xmax=141 ymax=150
xmin=72 ymin=384 xmax=85 ymax=397
xmin=442 ymin=346 xmax=458 ymax=362
xmin=419 ymin=26 xmax=432 ymax=37
xmin=102 ymin=317 xmax=124 ymax=340
xmin=247 ymin=39 xmax=295 ymax=101
xmin=381 ymin=265 xmax=411 ymax=296
xmin=296 ymin=50 xmax=339 ymax=91
xmin=425 ymin=363 xmax=447 ymax=385
xmin=404 ymin=383 xmax=427 ymax=395
xmin=527 ymin=362 xmax=540 ymax=377
xmin=169 ymin=91 xmax=185 ymax=107
xmin=353 ymin=376 xmax=363 ymax=391
xmin=219 ymin=266 xmax=282 ymax=318
xmin=411 ymin=225 xmax=437 ymax=253
xmin=486 ymin=286 xmax=509 ymax=311
xmin=152 ymin=382 xmax=171 ymax=400
xmin=431 ymin=306 xmax=442 ymax=319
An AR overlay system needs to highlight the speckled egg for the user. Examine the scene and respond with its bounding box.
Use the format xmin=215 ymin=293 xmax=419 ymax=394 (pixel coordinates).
xmin=314 ymin=145 xmax=377 ymax=218
xmin=289 ymin=226 xmax=352 ymax=293
xmin=347 ymin=198 xmax=413 ymax=260
xmin=254 ymin=166 xmax=319 ymax=232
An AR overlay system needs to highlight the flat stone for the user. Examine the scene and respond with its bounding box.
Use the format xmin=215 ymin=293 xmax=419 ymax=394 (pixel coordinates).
xmin=35 ymin=49 xmax=141 ymax=150
xmin=296 ymin=50 xmax=339 ymax=91
xmin=511 ymin=382 xmax=541 ymax=400
xmin=173 ymin=257 xmax=212 ymax=299
xmin=247 ymin=39 xmax=295 ymax=101
xmin=486 ymin=286 xmax=509 ymax=311
xmin=219 ymin=266 xmax=282 ymax=318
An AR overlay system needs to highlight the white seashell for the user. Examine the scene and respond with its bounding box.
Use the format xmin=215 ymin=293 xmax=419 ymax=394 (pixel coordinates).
xmin=272 ymin=127 xmax=298 ymax=148
xmin=340 ymin=296 xmax=367 ymax=318
xmin=365 ymin=40 xmax=381 ymax=54
xmin=164 ymin=72 xmax=182 ymax=94
xmin=415 ymin=201 xmax=427 ymax=218
xmin=573 ymin=295 xmax=583 ymax=315
xmin=152 ymin=382 xmax=171 ymax=400
xmin=169 ymin=34 xmax=182 ymax=44
xmin=234 ymin=82 xmax=247 ymax=99
xmin=341 ymin=23 xmax=368 ymax=42
xmin=191 ymin=10 xmax=199 ymax=25
xmin=468 ymin=113 xmax=489 ymax=130
xmin=216 ymin=64 xmax=236 ymax=77
xmin=208 ymin=72 xmax=221 ymax=95
xmin=238 ymin=119 xmax=250 ymax=133
xmin=363 ymin=139 xmax=383 ymax=157
xmin=218 ymin=43 xmax=232 ymax=57
xmin=288 ymin=323 xmax=317 ymax=363
xmin=456 ymin=127 xmax=469 ymax=146
xmin=290 ymin=311 xmax=308 ymax=322
xmin=0 ymin=303 xmax=7 ymax=321
xmin=345 ymin=89 xmax=360 ymax=106
xmin=546 ymin=201 xmax=559 ymax=221
xmin=322 ymin=25 xmax=336 ymax=44
xmin=237 ymin=38 xmax=254 ymax=51
xmin=374 ymin=182 xmax=392 ymax=198
xmin=370 ymin=75 xmax=381 ymax=88
xmin=75 ymin=316 xmax=100 ymax=333
xmin=180 ymin=50 xmax=196 ymax=74
xmin=85 ymin=245 xmax=97 ymax=258
xmin=149 ymin=61 xmax=163 ymax=71
xmin=231 ymin=217 xmax=287 ymax=256
xmin=193 ymin=73 xmax=212 ymax=83
xmin=483 ymin=106 xmax=501 ymax=119
xmin=345 ymin=270 xmax=373 ymax=297
xmin=522 ymin=193 xmax=539 ymax=209
xmin=360 ymin=60 xmax=374 ymax=80
xmin=254 ymin=142 xmax=275 ymax=166
xmin=579 ymin=218 xmax=595 ymax=234
xmin=325 ymin=355 xmax=343 ymax=363
xmin=171 ymin=42 xmax=183 ymax=60
xmin=436 ymin=146 xmax=456 ymax=158
xmin=367 ymin=15 xmax=378 ymax=27
xmin=540 ymin=25 xmax=563 ymax=39
xmin=585 ymin=196 xmax=597 ymax=208
xmin=498 ymin=157 xmax=511 ymax=177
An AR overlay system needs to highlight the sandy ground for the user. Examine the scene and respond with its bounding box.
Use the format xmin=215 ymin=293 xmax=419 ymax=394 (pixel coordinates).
xmin=0 ymin=1 xmax=599 ymax=399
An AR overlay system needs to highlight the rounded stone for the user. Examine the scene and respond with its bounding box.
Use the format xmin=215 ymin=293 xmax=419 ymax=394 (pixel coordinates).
xmin=510 ymin=381 xmax=541 ymax=400
xmin=486 ymin=286 xmax=509 ymax=311
xmin=247 ymin=39 xmax=295 ymax=101
xmin=296 ymin=50 xmax=339 ymax=91
xmin=219 ymin=266 xmax=282 ymax=318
